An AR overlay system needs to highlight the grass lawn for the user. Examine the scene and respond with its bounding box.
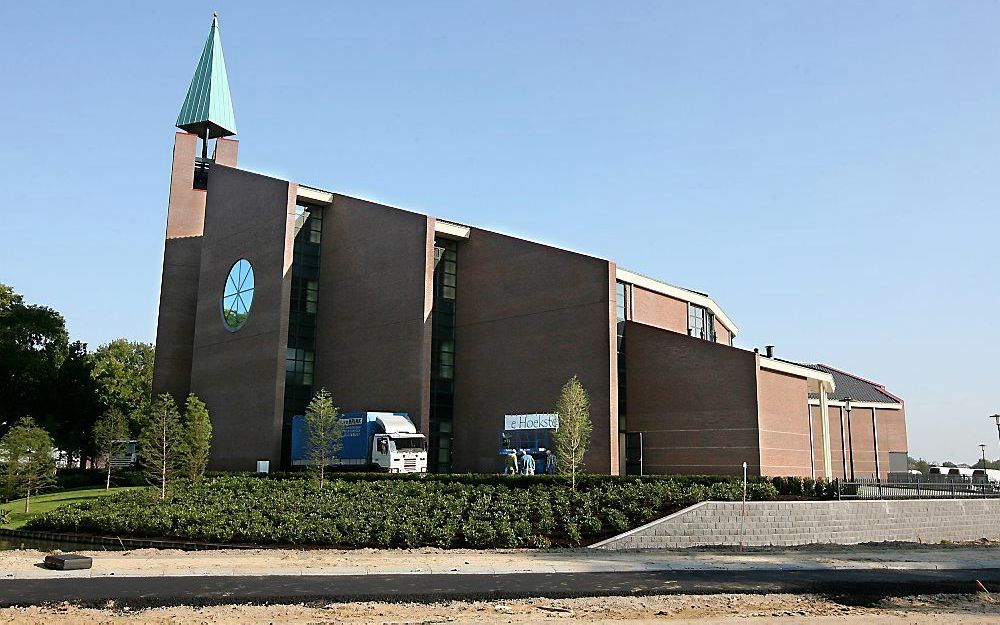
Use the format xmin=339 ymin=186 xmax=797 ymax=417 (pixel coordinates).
xmin=1 ymin=486 xmax=142 ymax=530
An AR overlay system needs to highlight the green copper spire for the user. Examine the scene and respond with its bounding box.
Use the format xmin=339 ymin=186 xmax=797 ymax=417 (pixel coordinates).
xmin=176 ymin=13 xmax=237 ymax=139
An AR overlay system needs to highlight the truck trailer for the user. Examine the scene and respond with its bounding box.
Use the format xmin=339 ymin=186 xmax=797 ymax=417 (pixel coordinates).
xmin=290 ymin=411 xmax=428 ymax=473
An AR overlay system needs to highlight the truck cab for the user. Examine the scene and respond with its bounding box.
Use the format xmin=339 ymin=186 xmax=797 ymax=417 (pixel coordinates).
xmin=368 ymin=414 xmax=427 ymax=473
xmin=372 ymin=431 xmax=428 ymax=473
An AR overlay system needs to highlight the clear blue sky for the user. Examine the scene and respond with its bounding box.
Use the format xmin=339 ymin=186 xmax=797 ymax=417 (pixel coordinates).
xmin=1 ymin=1 xmax=997 ymax=463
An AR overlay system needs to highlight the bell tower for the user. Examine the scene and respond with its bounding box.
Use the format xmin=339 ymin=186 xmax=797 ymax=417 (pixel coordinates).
xmin=152 ymin=13 xmax=240 ymax=404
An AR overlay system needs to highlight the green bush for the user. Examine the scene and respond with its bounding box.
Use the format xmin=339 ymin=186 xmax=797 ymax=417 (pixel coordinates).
xmin=0 ymin=508 xmax=9 ymax=526
xmin=26 ymin=473 xmax=779 ymax=548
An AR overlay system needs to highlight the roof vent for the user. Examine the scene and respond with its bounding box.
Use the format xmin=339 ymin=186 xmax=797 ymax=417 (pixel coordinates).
xmin=764 ymin=345 xmax=774 ymax=358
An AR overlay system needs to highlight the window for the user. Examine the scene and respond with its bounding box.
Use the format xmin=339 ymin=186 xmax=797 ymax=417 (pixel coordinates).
xmin=222 ymin=259 xmax=254 ymax=331
xmin=616 ymin=281 xmax=627 ymax=322
xmin=429 ymin=238 xmax=458 ymax=472
xmin=285 ymin=348 xmax=314 ymax=385
xmin=688 ymin=303 xmax=716 ymax=341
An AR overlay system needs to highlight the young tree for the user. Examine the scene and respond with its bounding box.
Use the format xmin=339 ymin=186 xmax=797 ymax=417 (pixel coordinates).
xmin=0 ymin=418 xmax=56 ymax=512
xmin=139 ymin=393 xmax=185 ymax=499
xmin=551 ymin=375 xmax=592 ymax=491
xmin=303 ymin=388 xmax=344 ymax=488
xmin=93 ymin=409 xmax=129 ymax=490
xmin=182 ymin=394 xmax=212 ymax=483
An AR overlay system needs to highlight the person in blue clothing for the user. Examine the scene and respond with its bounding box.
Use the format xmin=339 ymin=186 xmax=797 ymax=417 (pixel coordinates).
xmin=521 ymin=450 xmax=536 ymax=475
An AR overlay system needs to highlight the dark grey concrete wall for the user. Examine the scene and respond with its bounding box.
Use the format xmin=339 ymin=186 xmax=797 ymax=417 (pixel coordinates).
xmin=451 ymin=228 xmax=617 ymax=473
xmin=189 ymin=166 xmax=295 ymax=471
xmin=625 ymin=321 xmax=761 ymax=476
xmin=312 ymin=195 xmax=434 ymax=433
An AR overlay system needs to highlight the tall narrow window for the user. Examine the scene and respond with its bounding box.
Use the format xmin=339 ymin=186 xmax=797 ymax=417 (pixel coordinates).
xmin=616 ymin=281 xmax=630 ymax=473
xmin=281 ymin=203 xmax=323 ymax=467
xmin=687 ymin=303 xmax=716 ymax=342
xmin=429 ymin=238 xmax=458 ymax=473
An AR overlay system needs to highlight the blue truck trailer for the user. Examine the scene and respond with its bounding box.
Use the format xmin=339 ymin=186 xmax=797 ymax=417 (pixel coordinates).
xmin=290 ymin=411 xmax=428 ymax=473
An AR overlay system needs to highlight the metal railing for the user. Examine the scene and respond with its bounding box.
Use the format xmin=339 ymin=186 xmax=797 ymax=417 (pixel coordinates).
xmin=836 ymin=475 xmax=1000 ymax=500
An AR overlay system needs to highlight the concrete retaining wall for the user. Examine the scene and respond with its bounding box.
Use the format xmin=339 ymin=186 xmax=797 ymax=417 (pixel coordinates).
xmin=591 ymin=499 xmax=1000 ymax=550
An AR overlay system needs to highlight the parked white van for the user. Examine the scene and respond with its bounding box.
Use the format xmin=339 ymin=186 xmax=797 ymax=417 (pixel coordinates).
xmin=972 ymin=468 xmax=1000 ymax=483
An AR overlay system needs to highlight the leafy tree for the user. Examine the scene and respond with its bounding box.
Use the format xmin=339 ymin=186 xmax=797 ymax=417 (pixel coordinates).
xmin=93 ymin=409 xmax=130 ymax=490
xmin=90 ymin=339 xmax=155 ymax=435
xmin=907 ymin=457 xmax=930 ymax=474
xmin=303 ymin=388 xmax=344 ymax=488
xmin=973 ymin=458 xmax=1000 ymax=470
xmin=551 ymin=375 xmax=592 ymax=491
xmin=0 ymin=284 xmax=102 ymax=462
xmin=0 ymin=418 xmax=56 ymax=512
xmin=139 ymin=394 xmax=185 ymax=499
xmin=0 ymin=283 xmax=69 ymax=436
xmin=46 ymin=340 xmax=102 ymax=460
xmin=182 ymin=394 xmax=212 ymax=483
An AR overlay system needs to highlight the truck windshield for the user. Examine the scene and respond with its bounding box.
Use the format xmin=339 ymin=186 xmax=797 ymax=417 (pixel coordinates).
xmin=392 ymin=437 xmax=426 ymax=451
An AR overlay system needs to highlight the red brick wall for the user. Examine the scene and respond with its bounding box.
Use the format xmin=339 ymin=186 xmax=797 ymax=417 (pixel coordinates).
xmin=847 ymin=407 xmax=877 ymax=478
xmin=625 ymin=321 xmax=761 ymax=476
xmin=631 ymin=287 xmax=687 ymax=334
xmin=313 ymin=196 xmax=434 ymax=435
xmin=876 ymin=406 xmax=908 ymax=478
xmin=153 ymin=133 xmax=211 ymax=404
xmin=809 ymin=403 xmax=907 ymax=479
xmin=451 ymin=229 xmax=617 ymax=474
xmin=715 ymin=319 xmax=732 ymax=345
xmin=189 ymin=166 xmax=295 ymax=471
xmin=757 ymin=369 xmax=812 ymax=477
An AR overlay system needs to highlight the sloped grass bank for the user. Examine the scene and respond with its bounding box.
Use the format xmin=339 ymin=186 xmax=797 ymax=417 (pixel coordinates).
xmin=25 ymin=475 xmax=778 ymax=548
xmin=1 ymin=487 xmax=140 ymax=530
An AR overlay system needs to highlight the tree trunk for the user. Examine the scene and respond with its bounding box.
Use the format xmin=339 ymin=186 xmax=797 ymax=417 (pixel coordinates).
xmin=24 ymin=481 xmax=31 ymax=514
xmin=106 ymin=456 xmax=112 ymax=491
xmin=161 ymin=424 xmax=167 ymax=500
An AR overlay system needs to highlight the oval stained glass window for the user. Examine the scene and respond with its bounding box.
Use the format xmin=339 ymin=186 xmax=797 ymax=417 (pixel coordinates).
xmin=222 ymin=259 xmax=254 ymax=331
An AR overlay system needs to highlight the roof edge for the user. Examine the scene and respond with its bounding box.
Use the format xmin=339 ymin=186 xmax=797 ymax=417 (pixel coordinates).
xmin=616 ymin=268 xmax=739 ymax=337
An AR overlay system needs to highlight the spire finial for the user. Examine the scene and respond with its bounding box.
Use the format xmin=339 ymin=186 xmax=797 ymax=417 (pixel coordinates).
xmin=175 ymin=12 xmax=237 ymax=139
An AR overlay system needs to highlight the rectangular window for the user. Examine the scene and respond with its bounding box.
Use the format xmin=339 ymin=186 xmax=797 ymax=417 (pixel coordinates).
xmin=688 ymin=303 xmax=716 ymax=341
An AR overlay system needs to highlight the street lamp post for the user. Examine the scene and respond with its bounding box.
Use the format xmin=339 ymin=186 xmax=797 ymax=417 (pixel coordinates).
xmin=980 ymin=444 xmax=988 ymax=468
xmin=991 ymin=415 xmax=1000 ymax=449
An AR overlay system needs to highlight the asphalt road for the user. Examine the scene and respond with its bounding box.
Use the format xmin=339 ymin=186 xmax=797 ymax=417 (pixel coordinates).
xmin=2 ymin=569 xmax=1000 ymax=607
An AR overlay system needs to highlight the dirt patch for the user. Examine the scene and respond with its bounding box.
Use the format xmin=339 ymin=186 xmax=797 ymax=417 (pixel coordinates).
xmin=0 ymin=593 xmax=997 ymax=623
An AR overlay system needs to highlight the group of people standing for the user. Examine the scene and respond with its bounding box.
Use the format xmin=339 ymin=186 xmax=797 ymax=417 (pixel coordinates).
xmin=505 ymin=449 xmax=556 ymax=475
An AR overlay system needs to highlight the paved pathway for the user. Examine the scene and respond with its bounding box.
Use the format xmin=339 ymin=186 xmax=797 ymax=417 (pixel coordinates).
xmin=2 ymin=568 xmax=1000 ymax=607
xmin=3 ymin=545 xmax=999 ymax=579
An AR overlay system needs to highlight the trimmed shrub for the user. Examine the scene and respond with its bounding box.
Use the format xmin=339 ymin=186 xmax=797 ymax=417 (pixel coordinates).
xmin=26 ymin=473 xmax=779 ymax=548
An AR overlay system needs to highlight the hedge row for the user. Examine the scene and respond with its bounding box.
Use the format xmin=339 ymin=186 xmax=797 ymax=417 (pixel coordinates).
xmin=210 ymin=469 xmax=837 ymax=497
xmin=28 ymin=475 xmax=778 ymax=548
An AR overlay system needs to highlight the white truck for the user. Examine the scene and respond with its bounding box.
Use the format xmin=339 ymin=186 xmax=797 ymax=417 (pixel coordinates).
xmin=291 ymin=411 xmax=428 ymax=473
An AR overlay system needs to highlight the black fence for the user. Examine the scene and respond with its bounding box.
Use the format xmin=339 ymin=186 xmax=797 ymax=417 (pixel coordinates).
xmin=836 ymin=475 xmax=1000 ymax=500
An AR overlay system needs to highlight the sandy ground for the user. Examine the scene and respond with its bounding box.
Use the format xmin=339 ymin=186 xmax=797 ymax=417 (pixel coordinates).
xmin=3 ymin=544 xmax=999 ymax=578
xmin=0 ymin=593 xmax=998 ymax=623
